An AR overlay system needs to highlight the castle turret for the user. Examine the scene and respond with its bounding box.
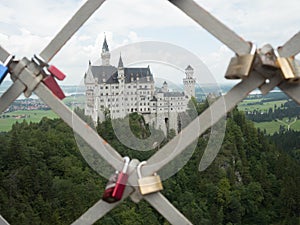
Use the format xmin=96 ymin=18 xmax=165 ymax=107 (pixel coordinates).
xmin=162 ymin=81 xmax=169 ymax=93
xmin=117 ymin=54 xmax=125 ymax=82
xmin=101 ymin=35 xmax=110 ymax=66
xmin=183 ymin=65 xmax=195 ymax=98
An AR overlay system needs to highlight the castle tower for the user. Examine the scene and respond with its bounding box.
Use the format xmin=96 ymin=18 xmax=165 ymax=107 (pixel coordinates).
xmin=101 ymin=35 xmax=110 ymax=66
xmin=183 ymin=65 xmax=196 ymax=98
xmin=117 ymin=54 xmax=125 ymax=83
xmin=162 ymin=81 xmax=169 ymax=93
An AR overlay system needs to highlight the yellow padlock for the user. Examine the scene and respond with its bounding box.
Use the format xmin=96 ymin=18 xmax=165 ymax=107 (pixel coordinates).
xmin=276 ymin=57 xmax=300 ymax=82
xmin=137 ymin=161 xmax=163 ymax=195
xmin=225 ymin=44 xmax=256 ymax=79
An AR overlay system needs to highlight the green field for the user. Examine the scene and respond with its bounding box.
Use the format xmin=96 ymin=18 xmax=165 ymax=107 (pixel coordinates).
xmin=0 ymin=95 xmax=85 ymax=132
xmin=238 ymin=99 xmax=288 ymax=112
xmin=253 ymin=121 xmax=286 ymax=134
xmin=253 ymin=118 xmax=300 ymax=134
xmin=238 ymin=99 xmax=300 ymax=134
xmin=0 ymin=110 xmax=59 ymax=132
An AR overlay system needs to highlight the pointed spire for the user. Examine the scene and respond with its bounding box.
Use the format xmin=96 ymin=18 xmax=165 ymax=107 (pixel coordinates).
xmin=102 ymin=34 xmax=109 ymax=52
xmin=118 ymin=53 xmax=124 ymax=68
xmin=185 ymin=65 xmax=193 ymax=70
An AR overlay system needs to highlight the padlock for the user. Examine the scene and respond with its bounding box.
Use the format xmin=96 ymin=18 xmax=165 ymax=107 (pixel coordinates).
xmin=102 ymin=171 xmax=120 ymax=203
xmin=276 ymin=56 xmax=300 ymax=83
xmin=43 ymin=75 xmax=66 ymax=100
xmin=111 ymin=156 xmax=130 ymax=200
xmin=137 ymin=161 xmax=163 ymax=195
xmin=102 ymin=156 xmax=130 ymax=203
xmin=0 ymin=64 xmax=9 ymax=84
xmin=47 ymin=65 xmax=66 ymax=81
xmin=225 ymin=44 xmax=256 ymax=79
xmin=0 ymin=55 xmax=14 ymax=84
xmin=33 ymin=54 xmax=66 ymax=81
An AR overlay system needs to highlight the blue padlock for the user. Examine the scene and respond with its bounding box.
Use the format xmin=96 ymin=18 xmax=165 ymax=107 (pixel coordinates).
xmin=0 ymin=64 xmax=9 ymax=84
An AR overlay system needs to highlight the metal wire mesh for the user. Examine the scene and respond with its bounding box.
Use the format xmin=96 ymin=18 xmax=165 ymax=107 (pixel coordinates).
xmin=0 ymin=0 xmax=299 ymax=224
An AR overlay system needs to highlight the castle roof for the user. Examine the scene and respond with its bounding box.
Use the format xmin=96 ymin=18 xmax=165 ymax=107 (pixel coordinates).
xmin=185 ymin=65 xmax=193 ymax=70
xmin=118 ymin=54 xmax=124 ymax=68
xmin=90 ymin=65 xmax=118 ymax=83
xmin=89 ymin=65 xmax=154 ymax=84
xmin=163 ymin=92 xmax=185 ymax=97
xmin=102 ymin=36 xmax=109 ymax=52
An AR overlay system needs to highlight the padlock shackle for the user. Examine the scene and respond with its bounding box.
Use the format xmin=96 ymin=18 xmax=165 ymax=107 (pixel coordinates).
xmin=137 ymin=161 xmax=147 ymax=179
xmin=121 ymin=156 xmax=130 ymax=173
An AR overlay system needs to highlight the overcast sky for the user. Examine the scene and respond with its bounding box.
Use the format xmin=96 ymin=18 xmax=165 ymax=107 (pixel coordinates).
xmin=0 ymin=0 xmax=299 ymax=86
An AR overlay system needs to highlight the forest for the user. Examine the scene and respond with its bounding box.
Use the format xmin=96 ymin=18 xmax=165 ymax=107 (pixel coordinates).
xmin=0 ymin=103 xmax=299 ymax=225
xmin=244 ymin=100 xmax=300 ymax=122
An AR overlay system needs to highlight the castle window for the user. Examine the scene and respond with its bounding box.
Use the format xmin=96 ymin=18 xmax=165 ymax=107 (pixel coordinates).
xmin=116 ymin=86 xmax=119 ymax=89
xmin=128 ymin=85 xmax=131 ymax=88
xmin=105 ymin=86 xmax=108 ymax=89
xmin=100 ymin=93 xmax=103 ymax=96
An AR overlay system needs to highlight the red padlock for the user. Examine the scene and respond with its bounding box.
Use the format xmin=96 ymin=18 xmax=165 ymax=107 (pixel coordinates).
xmin=112 ymin=156 xmax=130 ymax=200
xmin=43 ymin=75 xmax=66 ymax=100
xmin=102 ymin=171 xmax=120 ymax=203
xmin=47 ymin=65 xmax=66 ymax=81
xmin=102 ymin=156 xmax=130 ymax=203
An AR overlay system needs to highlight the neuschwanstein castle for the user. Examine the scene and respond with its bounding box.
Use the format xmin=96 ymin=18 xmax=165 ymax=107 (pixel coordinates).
xmin=84 ymin=37 xmax=196 ymax=134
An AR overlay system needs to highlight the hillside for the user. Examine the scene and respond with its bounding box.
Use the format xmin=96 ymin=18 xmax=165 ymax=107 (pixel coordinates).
xmin=0 ymin=108 xmax=299 ymax=225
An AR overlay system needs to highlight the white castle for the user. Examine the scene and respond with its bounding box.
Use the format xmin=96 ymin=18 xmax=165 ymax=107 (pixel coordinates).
xmin=84 ymin=37 xmax=196 ymax=134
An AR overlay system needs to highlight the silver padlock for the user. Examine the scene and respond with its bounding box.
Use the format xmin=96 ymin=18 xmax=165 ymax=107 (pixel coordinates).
xmin=225 ymin=43 xmax=256 ymax=79
xmin=137 ymin=161 xmax=163 ymax=195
